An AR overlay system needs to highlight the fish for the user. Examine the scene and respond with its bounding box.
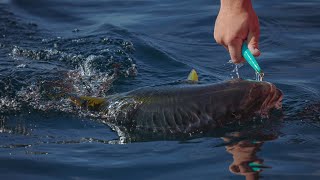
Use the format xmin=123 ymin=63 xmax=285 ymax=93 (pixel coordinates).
xmin=70 ymin=70 xmax=283 ymax=140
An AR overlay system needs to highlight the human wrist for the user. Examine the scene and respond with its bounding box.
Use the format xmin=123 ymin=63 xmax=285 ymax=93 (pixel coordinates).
xmin=220 ymin=0 xmax=253 ymax=13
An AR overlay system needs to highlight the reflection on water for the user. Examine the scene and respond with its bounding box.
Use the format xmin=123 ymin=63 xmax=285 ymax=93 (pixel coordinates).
xmin=0 ymin=116 xmax=30 ymax=136
xmin=223 ymin=130 xmax=278 ymax=180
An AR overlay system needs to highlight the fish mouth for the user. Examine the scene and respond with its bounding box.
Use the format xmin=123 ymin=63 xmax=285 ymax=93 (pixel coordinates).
xmin=274 ymin=89 xmax=283 ymax=109
xmin=259 ymin=82 xmax=283 ymax=116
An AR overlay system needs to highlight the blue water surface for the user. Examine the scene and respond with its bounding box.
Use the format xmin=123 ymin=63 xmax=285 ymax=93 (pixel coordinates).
xmin=0 ymin=0 xmax=320 ymax=179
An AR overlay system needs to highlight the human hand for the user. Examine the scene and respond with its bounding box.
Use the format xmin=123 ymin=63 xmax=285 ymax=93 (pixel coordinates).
xmin=214 ymin=0 xmax=260 ymax=63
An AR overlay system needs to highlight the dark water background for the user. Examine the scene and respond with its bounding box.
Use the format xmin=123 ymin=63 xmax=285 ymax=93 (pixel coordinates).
xmin=0 ymin=0 xmax=320 ymax=179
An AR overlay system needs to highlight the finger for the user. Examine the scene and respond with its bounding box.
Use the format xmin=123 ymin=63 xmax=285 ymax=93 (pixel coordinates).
xmin=223 ymin=45 xmax=228 ymax=51
xmin=228 ymin=38 xmax=245 ymax=64
xmin=247 ymin=29 xmax=261 ymax=57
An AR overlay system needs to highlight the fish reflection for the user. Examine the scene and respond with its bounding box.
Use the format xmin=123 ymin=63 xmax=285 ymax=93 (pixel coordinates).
xmin=223 ymin=131 xmax=278 ymax=180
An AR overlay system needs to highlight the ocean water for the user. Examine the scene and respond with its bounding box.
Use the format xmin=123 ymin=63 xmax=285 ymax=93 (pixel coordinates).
xmin=0 ymin=0 xmax=320 ymax=179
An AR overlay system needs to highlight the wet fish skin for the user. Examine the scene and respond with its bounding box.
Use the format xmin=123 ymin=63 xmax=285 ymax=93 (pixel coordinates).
xmin=98 ymin=79 xmax=283 ymax=137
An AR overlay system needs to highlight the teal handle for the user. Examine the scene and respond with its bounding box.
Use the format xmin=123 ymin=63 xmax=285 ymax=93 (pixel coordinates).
xmin=242 ymin=42 xmax=262 ymax=73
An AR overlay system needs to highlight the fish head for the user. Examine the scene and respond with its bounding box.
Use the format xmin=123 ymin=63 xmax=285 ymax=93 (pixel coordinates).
xmin=236 ymin=80 xmax=283 ymax=116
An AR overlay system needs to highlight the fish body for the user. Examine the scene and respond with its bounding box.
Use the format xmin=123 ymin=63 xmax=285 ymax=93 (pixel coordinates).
xmin=72 ymin=79 xmax=283 ymax=139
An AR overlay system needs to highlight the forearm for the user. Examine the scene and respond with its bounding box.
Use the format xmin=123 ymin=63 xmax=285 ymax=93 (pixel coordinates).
xmin=220 ymin=0 xmax=253 ymax=13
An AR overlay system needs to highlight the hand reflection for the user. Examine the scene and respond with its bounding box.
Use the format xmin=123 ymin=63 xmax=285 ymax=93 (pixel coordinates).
xmin=223 ymin=132 xmax=278 ymax=180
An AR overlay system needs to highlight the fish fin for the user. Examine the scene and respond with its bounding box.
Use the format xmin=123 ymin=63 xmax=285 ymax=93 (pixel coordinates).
xmin=187 ymin=69 xmax=199 ymax=82
xmin=69 ymin=95 xmax=106 ymax=111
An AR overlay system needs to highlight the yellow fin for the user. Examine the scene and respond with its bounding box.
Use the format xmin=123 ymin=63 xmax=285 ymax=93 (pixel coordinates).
xmin=69 ymin=96 xmax=106 ymax=111
xmin=187 ymin=69 xmax=199 ymax=82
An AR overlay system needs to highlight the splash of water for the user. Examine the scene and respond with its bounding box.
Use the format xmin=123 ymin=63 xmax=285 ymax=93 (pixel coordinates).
xmin=0 ymin=96 xmax=20 ymax=113
xmin=10 ymin=36 xmax=137 ymax=78
xmin=229 ymin=60 xmax=264 ymax=82
xmin=229 ymin=60 xmax=244 ymax=79
xmin=3 ymin=35 xmax=138 ymax=114
xmin=68 ymin=55 xmax=117 ymax=97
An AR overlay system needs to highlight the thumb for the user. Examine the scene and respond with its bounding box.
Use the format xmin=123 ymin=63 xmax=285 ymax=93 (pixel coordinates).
xmin=228 ymin=38 xmax=245 ymax=64
xmin=247 ymin=30 xmax=261 ymax=57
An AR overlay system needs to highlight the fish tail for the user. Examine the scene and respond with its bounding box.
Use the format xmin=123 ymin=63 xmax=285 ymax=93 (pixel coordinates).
xmin=69 ymin=95 xmax=106 ymax=111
